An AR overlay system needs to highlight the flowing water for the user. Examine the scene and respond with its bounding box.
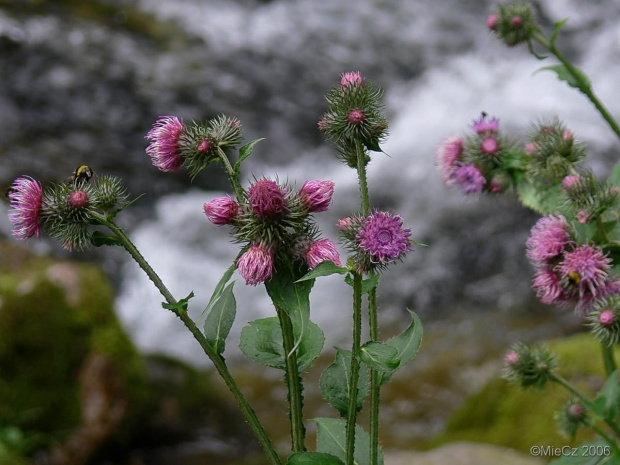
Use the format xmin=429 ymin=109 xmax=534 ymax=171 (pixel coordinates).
xmin=2 ymin=0 xmax=620 ymax=462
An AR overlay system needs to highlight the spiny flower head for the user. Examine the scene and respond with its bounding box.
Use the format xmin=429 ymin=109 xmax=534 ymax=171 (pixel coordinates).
xmin=297 ymin=180 xmax=335 ymax=213
xmin=489 ymin=2 xmax=537 ymax=47
xmin=236 ymin=243 xmax=275 ymax=286
xmin=146 ymin=116 xmax=185 ymax=172
xmin=556 ymin=398 xmax=587 ymax=439
xmin=340 ymin=71 xmax=363 ymax=89
xmin=248 ymin=179 xmax=287 ymax=218
xmin=526 ymin=213 xmax=570 ymax=264
xmin=532 ymin=267 xmax=566 ymax=306
xmin=302 ymin=238 xmax=342 ymax=269
xmin=435 ymin=136 xmax=464 ymax=185
xmin=562 ymin=174 xmax=580 ymax=191
xmin=7 ymin=176 xmax=43 ymax=240
xmin=587 ymin=296 xmax=620 ymax=346
xmin=354 ymin=210 xmax=412 ymax=271
xmin=204 ymin=196 xmax=239 ymax=225
xmin=557 ymin=244 xmax=612 ymax=303
xmin=68 ymin=190 xmax=89 ymax=208
xmin=562 ymin=171 xmax=618 ymax=224
xmin=502 ymin=342 xmax=556 ymax=390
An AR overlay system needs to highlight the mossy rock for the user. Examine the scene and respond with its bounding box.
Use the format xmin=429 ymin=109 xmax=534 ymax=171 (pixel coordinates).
xmin=433 ymin=332 xmax=619 ymax=451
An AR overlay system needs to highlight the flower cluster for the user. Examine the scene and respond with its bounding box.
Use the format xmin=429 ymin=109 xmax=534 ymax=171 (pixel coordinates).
xmin=436 ymin=114 xmax=515 ymax=194
xmin=338 ymin=210 xmax=413 ymax=273
xmin=319 ymin=71 xmax=388 ymax=167
xmin=526 ymin=213 xmax=619 ymax=312
xmin=204 ymin=178 xmax=340 ymax=285
xmin=146 ymin=115 xmax=242 ymax=178
xmin=7 ymin=173 xmax=128 ymax=251
xmin=486 ymin=2 xmax=537 ymax=47
xmin=502 ymin=342 xmax=556 ymax=390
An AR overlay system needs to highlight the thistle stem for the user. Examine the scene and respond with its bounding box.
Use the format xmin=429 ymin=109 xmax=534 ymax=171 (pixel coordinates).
xmin=345 ymin=272 xmax=363 ymax=465
xmin=217 ymin=147 xmax=245 ymax=201
xmin=97 ymin=215 xmax=282 ymax=465
xmin=355 ymin=139 xmax=371 ymax=216
xmin=368 ymin=286 xmax=380 ymax=465
xmin=586 ymin=420 xmax=620 ymax=455
xmin=532 ymin=32 xmax=620 ymax=142
xmin=275 ymin=303 xmax=306 ymax=452
xmin=601 ymin=343 xmax=617 ymax=377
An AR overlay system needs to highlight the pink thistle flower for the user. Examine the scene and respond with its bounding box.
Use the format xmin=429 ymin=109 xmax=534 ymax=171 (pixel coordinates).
xmin=525 ymin=142 xmax=536 ymax=155
xmin=203 ymin=196 xmax=239 ymax=225
xmin=348 ymin=109 xmax=365 ymax=125
xmin=600 ymin=310 xmax=615 ymax=326
xmin=453 ymin=165 xmax=486 ymax=194
xmin=568 ymin=404 xmax=584 ymax=419
xmin=435 ymin=137 xmax=464 ymax=185
xmin=8 ymin=176 xmax=43 ymax=240
xmin=248 ymin=179 xmax=286 ymax=218
xmin=317 ymin=116 xmax=328 ymax=132
xmin=357 ymin=211 xmax=412 ymax=264
xmin=340 ymin=71 xmax=363 ymax=89
xmin=505 ymin=351 xmax=519 ymax=365
xmin=557 ymin=244 xmax=612 ymax=301
xmin=298 ymin=180 xmax=334 ymax=213
xmin=197 ymin=139 xmax=213 ymax=153
xmin=562 ymin=175 xmax=580 ymax=190
xmin=532 ymin=267 xmax=565 ymax=305
xmin=562 ymin=130 xmax=573 ymax=141
xmin=337 ymin=216 xmax=354 ymax=232
xmin=486 ymin=13 xmax=498 ymax=30
xmin=237 ymin=243 xmax=274 ymax=286
xmin=526 ymin=214 xmax=570 ymax=264
xmin=68 ymin=190 xmax=89 ymax=208
xmin=472 ymin=114 xmax=499 ymax=134
xmin=146 ymin=116 xmax=185 ymax=172
xmin=304 ymin=238 xmax=342 ymax=268
xmin=481 ymin=137 xmax=499 ymax=155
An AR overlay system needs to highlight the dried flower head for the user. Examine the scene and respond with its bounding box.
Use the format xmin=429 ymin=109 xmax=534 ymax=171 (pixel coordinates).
xmin=7 ymin=176 xmax=43 ymax=240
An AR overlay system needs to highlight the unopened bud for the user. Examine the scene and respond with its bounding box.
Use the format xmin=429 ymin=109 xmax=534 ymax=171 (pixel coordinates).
xmin=68 ymin=190 xmax=89 ymax=208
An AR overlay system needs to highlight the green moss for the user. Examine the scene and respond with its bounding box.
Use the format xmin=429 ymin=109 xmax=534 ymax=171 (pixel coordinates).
xmin=433 ymin=333 xmax=619 ymax=451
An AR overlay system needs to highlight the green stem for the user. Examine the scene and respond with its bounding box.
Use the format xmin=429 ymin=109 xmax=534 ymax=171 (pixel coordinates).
xmin=345 ymin=273 xmax=363 ymax=465
xmin=550 ymin=372 xmax=620 ymax=438
xmin=585 ymin=420 xmax=620 ymax=455
xmin=275 ymin=304 xmax=306 ymax=452
xmin=98 ymin=215 xmax=282 ymax=465
xmin=601 ymin=344 xmax=617 ymax=378
xmin=532 ymin=32 xmax=620 ymax=142
xmin=217 ymin=147 xmax=245 ymax=201
xmin=355 ymin=139 xmax=371 ymax=216
xmin=368 ymin=286 xmax=380 ymax=465
xmin=596 ymin=216 xmax=611 ymax=245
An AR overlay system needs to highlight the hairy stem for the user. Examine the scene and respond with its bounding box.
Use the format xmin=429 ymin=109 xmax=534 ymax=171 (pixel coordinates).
xmin=368 ymin=286 xmax=380 ymax=465
xmin=601 ymin=344 xmax=617 ymax=378
xmin=217 ymin=147 xmax=245 ymax=201
xmin=98 ymin=215 xmax=282 ymax=465
xmin=345 ymin=273 xmax=363 ymax=465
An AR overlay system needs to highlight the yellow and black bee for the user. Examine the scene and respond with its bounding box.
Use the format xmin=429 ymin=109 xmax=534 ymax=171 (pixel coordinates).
xmin=66 ymin=165 xmax=95 ymax=186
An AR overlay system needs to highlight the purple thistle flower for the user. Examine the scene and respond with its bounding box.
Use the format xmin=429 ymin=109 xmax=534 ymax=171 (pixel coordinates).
xmin=68 ymin=190 xmax=89 ymax=209
xmin=472 ymin=114 xmax=499 ymax=134
xmin=557 ymin=244 xmax=612 ymax=301
xmin=237 ymin=243 xmax=274 ymax=286
xmin=304 ymin=238 xmax=342 ymax=268
xmin=357 ymin=211 xmax=412 ymax=264
xmin=532 ymin=267 xmax=565 ymax=305
xmin=526 ymin=214 xmax=570 ymax=264
xmin=481 ymin=137 xmax=499 ymax=155
xmin=435 ymin=136 xmax=463 ymax=185
xmin=146 ymin=116 xmax=185 ymax=172
xmin=203 ymin=196 xmax=239 ymax=225
xmin=298 ymin=180 xmax=335 ymax=213
xmin=248 ymin=179 xmax=286 ymax=218
xmin=453 ymin=165 xmax=486 ymax=194
xmin=8 ymin=176 xmax=43 ymax=240
xmin=340 ymin=71 xmax=363 ymax=89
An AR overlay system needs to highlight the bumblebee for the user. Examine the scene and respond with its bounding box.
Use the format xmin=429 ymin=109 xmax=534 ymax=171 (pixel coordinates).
xmin=66 ymin=165 xmax=95 ymax=186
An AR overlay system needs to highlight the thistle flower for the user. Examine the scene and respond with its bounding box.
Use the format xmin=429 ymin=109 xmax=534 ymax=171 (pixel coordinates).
xmin=562 ymin=175 xmax=580 ymax=191
xmin=356 ymin=211 xmax=412 ymax=265
xmin=68 ymin=190 xmax=89 ymax=209
xmin=486 ymin=13 xmax=498 ymax=30
xmin=480 ymin=138 xmax=499 ymax=155
xmin=435 ymin=137 xmax=463 ymax=185
xmin=237 ymin=243 xmax=274 ymax=286
xmin=526 ymin=214 xmax=570 ymax=264
xmin=557 ymin=244 xmax=612 ymax=302
xmin=472 ymin=114 xmax=499 ymax=135
xmin=298 ymin=180 xmax=335 ymax=213
xmin=7 ymin=176 xmax=43 ymax=240
xmin=532 ymin=267 xmax=565 ymax=306
xmin=556 ymin=398 xmax=587 ymax=439
xmin=489 ymin=2 xmax=537 ymax=47
xmin=146 ymin=116 xmax=185 ymax=172
xmin=204 ymin=196 xmax=239 ymax=225
xmin=502 ymin=342 xmax=556 ymax=390
xmin=453 ymin=165 xmax=486 ymax=194
xmin=303 ymin=238 xmax=342 ymax=268
xmin=588 ymin=297 xmax=620 ymax=346
xmin=248 ymin=179 xmax=286 ymax=218
xmin=341 ymin=71 xmax=364 ymax=89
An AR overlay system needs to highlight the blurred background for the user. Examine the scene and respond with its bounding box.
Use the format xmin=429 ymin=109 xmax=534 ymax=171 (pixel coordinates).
xmin=1 ymin=0 xmax=620 ymax=464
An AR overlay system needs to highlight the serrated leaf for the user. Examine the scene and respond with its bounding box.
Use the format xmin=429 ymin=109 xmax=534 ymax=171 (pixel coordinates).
xmin=296 ymin=261 xmax=348 ymax=282
xmin=203 ymin=282 xmax=236 ymax=355
xmin=344 ymin=274 xmax=380 ymax=295
xmin=516 ymin=177 xmax=569 ymax=215
xmin=199 ymin=263 xmax=236 ymax=323
xmin=315 ymin=417 xmax=383 ymax=465
xmin=359 ymin=342 xmax=400 ymax=372
xmin=379 ymin=309 xmax=423 ymax=386
xmin=287 ymin=452 xmax=345 ymax=465
xmin=234 ymin=138 xmax=265 ymax=174
xmin=239 ymin=317 xmax=324 ymax=372
xmin=90 ymin=231 xmax=122 ymax=247
xmin=319 ymin=348 xmax=369 ymax=417
xmin=534 ymin=64 xmax=591 ymax=93
xmin=162 ymin=291 xmax=195 ymax=312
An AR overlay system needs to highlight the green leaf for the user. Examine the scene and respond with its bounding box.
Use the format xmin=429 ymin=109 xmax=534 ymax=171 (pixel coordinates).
xmin=516 ymin=177 xmax=569 ymax=215
xmin=548 ymin=440 xmax=614 ymax=465
xmin=379 ymin=309 xmax=423 ymax=386
xmin=344 ymin=274 xmax=380 ymax=295
xmin=199 ymin=263 xmax=236 ymax=323
xmin=239 ymin=317 xmax=324 ymax=372
xmin=607 ymin=159 xmax=620 ymax=188
xmin=234 ymin=138 xmax=265 ymax=174
xmin=162 ymin=291 xmax=195 ymax=312
xmin=534 ymin=64 xmax=591 ymax=93
xmin=296 ymin=261 xmax=348 ymax=282
xmin=315 ymin=417 xmax=383 ymax=465
xmin=359 ymin=342 xmax=400 ymax=372
xmin=593 ymin=370 xmax=620 ymax=420
xmin=287 ymin=452 xmax=345 ymax=465
xmin=319 ymin=348 xmax=369 ymax=417
xmin=203 ymin=282 xmax=236 ymax=355
xmin=550 ymin=18 xmax=569 ymax=46
xmin=90 ymin=231 xmax=121 ymax=247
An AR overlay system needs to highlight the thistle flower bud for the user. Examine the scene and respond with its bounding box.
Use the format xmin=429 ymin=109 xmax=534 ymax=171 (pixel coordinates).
xmin=435 ymin=137 xmax=464 ymax=186
xmin=92 ymin=175 xmax=128 ymax=210
xmin=588 ymin=297 xmax=620 ymax=346
xmin=348 ymin=109 xmax=365 ymax=125
xmin=248 ymin=179 xmax=286 ymax=218
xmin=237 ymin=243 xmax=275 ymax=286
xmin=146 ymin=116 xmax=185 ymax=172
xmin=298 ymin=180 xmax=335 ymax=213
xmin=561 ymin=175 xmax=580 ymax=191
xmin=453 ymin=165 xmax=486 ymax=194
xmin=7 ymin=176 xmax=43 ymax=240
xmin=556 ymin=398 xmax=587 ymax=438
xmin=340 ymin=71 xmax=364 ymax=89
xmin=486 ymin=13 xmax=498 ymax=30
xmin=502 ymin=342 xmax=556 ymax=390
xmin=576 ymin=210 xmax=590 ymax=224
xmin=490 ymin=2 xmax=537 ymax=47
xmin=303 ymin=238 xmax=342 ymax=268
xmin=204 ymin=196 xmax=239 ymax=225
xmin=481 ymin=137 xmax=499 ymax=155
xmin=525 ymin=142 xmax=536 ymax=155
xmin=472 ymin=114 xmax=499 ymax=135
xmin=68 ymin=190 xmax=89 ymax=208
